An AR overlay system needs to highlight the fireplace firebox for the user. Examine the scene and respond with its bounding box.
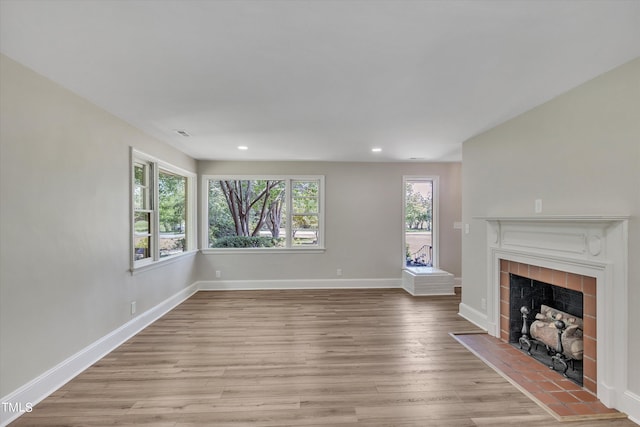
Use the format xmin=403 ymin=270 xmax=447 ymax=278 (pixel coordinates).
xmin=509 ymin=273 xmax=584 ymax=385
xmin=508 ymin=273 xmax=583 ymax=342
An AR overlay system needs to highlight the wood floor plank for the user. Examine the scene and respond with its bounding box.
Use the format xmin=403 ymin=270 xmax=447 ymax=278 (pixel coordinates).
xmin=9 ymin=289 xmax=638 ymax=426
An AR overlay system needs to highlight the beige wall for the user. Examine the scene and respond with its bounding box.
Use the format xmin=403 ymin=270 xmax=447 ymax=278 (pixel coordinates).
xmin=0 ymin=54 xmax=198 ymax=396
xmin=461 ymin=59 xmax=640 ymax=397
xmin=197 ymin=161 xmax=462 ymax=281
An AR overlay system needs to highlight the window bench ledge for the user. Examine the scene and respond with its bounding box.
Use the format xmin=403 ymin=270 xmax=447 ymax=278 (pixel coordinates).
xmin=130 ymin=250 xmax=198 ymax=275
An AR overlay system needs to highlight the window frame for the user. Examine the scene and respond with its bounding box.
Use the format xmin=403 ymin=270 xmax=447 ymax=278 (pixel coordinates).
xmin=130 ymin=148 xmax=197 ymax=272
xmin=402 ymin=175 xmax=439 ymax=269
xmin=201 ymin=175 xmax=325 ymax=254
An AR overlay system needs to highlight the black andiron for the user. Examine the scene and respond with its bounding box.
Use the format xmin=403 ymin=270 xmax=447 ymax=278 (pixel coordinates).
xmin=518 ymin=306 xmax=570 ymax=377
xmin=519 ymin=306 xmax=532 ymax=353
xmin=550 ymin=319 xmax=569 ymax=375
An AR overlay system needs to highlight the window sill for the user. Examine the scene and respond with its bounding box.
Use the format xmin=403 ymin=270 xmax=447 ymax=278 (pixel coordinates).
xmin=200 ymin=247 xmax=326 ymax=255
xmin=130 ymin=250 xmax=198 ymax=275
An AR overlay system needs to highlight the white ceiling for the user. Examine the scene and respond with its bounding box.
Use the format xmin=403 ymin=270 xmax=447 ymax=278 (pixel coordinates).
xmin=1 ymin=0 xmax=639 ymax=162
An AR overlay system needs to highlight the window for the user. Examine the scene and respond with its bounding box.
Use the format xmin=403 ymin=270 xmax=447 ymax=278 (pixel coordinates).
xmin=131 ymin=149 xmax=196 ymax=270
xmin=133 ymin=160 xmax=153 ymax=263
xmin=403 ymin=176 xmax=438 ymax=268
xmin=158 ymin=170 xmax=188 ymax=257
xmin=203 ymin=175 xmax=324 ymax=251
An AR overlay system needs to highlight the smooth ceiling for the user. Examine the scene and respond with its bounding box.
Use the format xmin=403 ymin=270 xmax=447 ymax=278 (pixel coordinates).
xmin=1 ymin=0 xmax=639 ymax=162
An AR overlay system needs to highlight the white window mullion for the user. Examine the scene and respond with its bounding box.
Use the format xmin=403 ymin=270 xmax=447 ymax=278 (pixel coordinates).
xmin=186 ymin=175 xmax=197 ymax=252
xmin=285 ymin=179 xmax=292 ymax=248
xmin=152 ymin=162 xmax=160 ymax=261
xmin=317 ymin=175 xmax=325 ymax=247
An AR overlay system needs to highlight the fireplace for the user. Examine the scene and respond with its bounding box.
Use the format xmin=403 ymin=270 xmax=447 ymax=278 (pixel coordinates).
xmin=479 ymin=216 xmax=628 ymax=409
xmin=504 ymin=265 xmax=592 ymax=390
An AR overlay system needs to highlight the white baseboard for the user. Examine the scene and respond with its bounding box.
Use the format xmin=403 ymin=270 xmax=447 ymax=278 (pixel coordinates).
xmin=622 ymin=390 xmax=640 ymax=425
xmin=0 ymin=282 xmax=199 ymax=427
xmin=458 ymin=302 xmax=488 ymax=332
xmin=196 ymin=278 xmax=402 ymax=291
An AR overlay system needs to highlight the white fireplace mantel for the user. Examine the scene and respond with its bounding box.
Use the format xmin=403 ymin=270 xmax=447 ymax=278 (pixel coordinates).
xmin=478 ymin=215 xmax=629 ymax=410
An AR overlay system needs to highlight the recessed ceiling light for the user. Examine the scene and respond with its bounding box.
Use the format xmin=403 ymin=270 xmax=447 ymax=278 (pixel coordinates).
xmin=371 ymin=147 xmax=382 ymax=152
xmin=237 ymin=145 xmax=249 ymax=150
xmin=174 ymin=129 xmax=190 ymax=137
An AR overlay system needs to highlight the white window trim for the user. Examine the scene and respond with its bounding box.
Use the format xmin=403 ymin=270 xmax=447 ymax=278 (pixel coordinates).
xmin=130 ymin=250 xmax=199 ymax=275
xmin=201 ymin=174 xmax=325 ymax=253
xmin=130 ymin=148 xmax=197 ymax=272
xmin=402 ymin=175 xmax=439 ymax=269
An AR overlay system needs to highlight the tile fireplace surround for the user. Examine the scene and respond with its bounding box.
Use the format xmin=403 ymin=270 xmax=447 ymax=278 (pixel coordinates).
xmin=475 ymin=216 xmax=631 ymax=413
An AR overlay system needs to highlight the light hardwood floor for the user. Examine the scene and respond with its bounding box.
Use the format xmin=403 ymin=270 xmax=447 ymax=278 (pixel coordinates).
xmin=12 ymin=289 xmax=638 ymax=426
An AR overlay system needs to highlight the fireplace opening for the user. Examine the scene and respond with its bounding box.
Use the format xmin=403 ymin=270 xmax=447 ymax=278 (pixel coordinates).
xmin=509 ymin=273 xmax=584 ymax=386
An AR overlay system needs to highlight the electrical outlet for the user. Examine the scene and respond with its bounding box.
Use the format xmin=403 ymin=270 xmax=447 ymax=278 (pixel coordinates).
xmin=336 ymin=268 xmax=343 ymax=276
xmin=480 ymin=298 xmax=486 ymax=310
xmin=215 ymin=270 xmax=221 ymax=278
xmin=464 ymin=223 xmax=470 ymax=234
xmin=131 ymin=301 xmax=136 ymax=315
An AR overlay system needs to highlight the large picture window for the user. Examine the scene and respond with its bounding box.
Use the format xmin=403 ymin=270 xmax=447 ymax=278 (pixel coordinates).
xmin=203 ymin=176 xmax=324 ymax=251
xmin=131 ymin=149 xmax=196 ymax=270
